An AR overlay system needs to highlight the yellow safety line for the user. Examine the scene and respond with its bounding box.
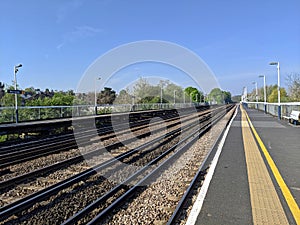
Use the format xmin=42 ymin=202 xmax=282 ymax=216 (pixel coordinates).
xmin=241 ymin=106 xmax=289 ymax=224
xmin=243 ymin=106 xmax=300 ymax=225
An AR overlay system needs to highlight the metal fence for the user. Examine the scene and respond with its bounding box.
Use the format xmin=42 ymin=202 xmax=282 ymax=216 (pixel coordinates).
xmin=0 ymin=102 xmax=203 ymax=123
xmin=245 ymin=102 xmax=300 ymax=118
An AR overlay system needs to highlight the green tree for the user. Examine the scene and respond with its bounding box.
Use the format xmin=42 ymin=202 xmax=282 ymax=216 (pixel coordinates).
xmin=223 ymin=91 xmax=232 ymax=103
xmin=208 ymin=88 xmax=223 ymax=104
xmin=115 ymin=89 xmax=132 ymax=104
xmin=133 ymin=78 xmax=160 ymax=102
xmin=184 ymin=87 xmax=204 ymax=102
xmin=268 ymin=87 xmax=289 ymax=103
xmin=98 ymin=87 xmax=116 ymax=104
xmin=163 ymin=82 xmax=184 ymax=103
xmin=0 ymin=85 xmax=20 ymax=107
xmin=184 ymin=87 xmax=197 ymax=96
xmin=207 ymin=88 xmax=232 ymax=104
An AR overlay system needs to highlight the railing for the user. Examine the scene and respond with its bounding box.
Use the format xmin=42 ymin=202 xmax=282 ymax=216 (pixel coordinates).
xmin=0 ymin=102 xmax=206 ymax=124
xmin=243 ymin=101 xmax=300 ymax=119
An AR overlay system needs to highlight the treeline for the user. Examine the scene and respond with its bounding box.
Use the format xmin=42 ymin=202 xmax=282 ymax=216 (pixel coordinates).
xmin=102 ymin=78 xmax=232 ymax=105
xmin=248 ymin=73 xmax=300 ymax=102
xmin=0 ymin=79 xmax=233 ymax=108
xmin=1 ymin=73 xmax=299 ymax=107
xmin=0 ymin=85 xmax=76 ymax=107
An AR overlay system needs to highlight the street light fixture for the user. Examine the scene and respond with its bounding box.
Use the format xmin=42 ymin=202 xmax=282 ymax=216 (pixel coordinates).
xmin=14 ymin=64 xmax=22 ymax=123
xmin=94 ymin=77 xmax=101 ymax=115
xmin=252 ymin=81 xmax=258 ymax=109
xmin=173 ymin=90 xmax=176 ymax=105
xmin=269 ymin=62 xmax=281 ymax=119
xmin=242 ymin=86 xmax=248 ymax=103
xmin=131 ymin=95 xmax=135 ymax=111
xmin=160 ymin=83 xmax=165 ymax=109
xmin=259 ymin=75 xmax=267 ymax=113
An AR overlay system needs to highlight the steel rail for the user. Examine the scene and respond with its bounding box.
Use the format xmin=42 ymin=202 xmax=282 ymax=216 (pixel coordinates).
xmin=0 ymin=104 xmax=214 ymax=168
xmin=0 ymin=113 xmax=184 ymax=190
xmin=0 ymin=111 xmax=186 ymax=189
xmin=85 ymin=105 xmax=233 ymax=224
xmin=0 ymin=111 xmax=181 ymax=168
xmin=64 ymin=105 xmax=233 ymax=224
xmin=166 ymin=105 xmax=236 ymax=224
xmin=0 ymin=111 xmax=175 ymax=153
xmin=0 ymin=105 xmax=231 ymax=222
xmin=0 ymin=106 xmax=210 ymax=220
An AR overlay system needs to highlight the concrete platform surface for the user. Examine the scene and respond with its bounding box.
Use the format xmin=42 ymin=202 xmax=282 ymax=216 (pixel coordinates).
xmin=192 ymin=106 xmax=300 ymax=225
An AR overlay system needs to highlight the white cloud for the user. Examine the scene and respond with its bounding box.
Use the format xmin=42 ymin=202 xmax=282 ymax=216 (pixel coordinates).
xmin=56 ymin=43 xmax=64 ymax=50
xmin=69 ymin=26 xmax=103 ymax=39
xmin=56 ymin=25 xmax=103 ymax=50
xmin=56 ymin=0 xmax=84 ymax=23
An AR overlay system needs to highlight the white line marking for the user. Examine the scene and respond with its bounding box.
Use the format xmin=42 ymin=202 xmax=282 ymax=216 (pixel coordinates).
xmin=185 ymin=106 xmax=239 ymax=225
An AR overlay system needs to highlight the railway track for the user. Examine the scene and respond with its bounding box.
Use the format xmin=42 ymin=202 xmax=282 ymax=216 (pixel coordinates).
xmin=0 ymin=106 xmax=215 ymax=204
xmin=0 ymin=106 xmax=214 ymax=184
xmin=0 ymin=104 xmax=235 ymax=224
xmin=73 ymin=105 xmax=235 ymax=225
xmin=0 ymin=110 xmax=181 ymax=169
xmin=0 ymin=108 xmax=203 ymax=184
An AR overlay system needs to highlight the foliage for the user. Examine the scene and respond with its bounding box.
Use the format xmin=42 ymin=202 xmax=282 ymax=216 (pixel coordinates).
xmin=0 ymin=79 xmax=234 ymax=123
xmin=249 ymin=84 xmax=277 ymax=102
xmin=97 ymin=87 xmax=116 ymax=104
xmin=133 ymin=78 xmax=160 ymax=102
xmin=138 ymin=96 xmax=168 ymax=104
xmin=223 ymin=91 xmax=232 ymax=103
xmin=207 ymin=88 xmax=232 ymax=104
xmin=74 ymin=92 xmax=93 ymax=105
xmin=267 ymin=87 xmax=289 ymax=103
xmin=164 ymin=82 xmax=184 ymax=103
xmin=231 ymin=95 xmax=241 ymax=102
xmin=0 ymin=84 xmax=76 ymax=122
xmin=114 ymin=89 xmax=132 ymax=104
xmin=184 ymin=87 xmax=203 ymax=102
xmin=286 ymin=73 xmax=300 ymax=101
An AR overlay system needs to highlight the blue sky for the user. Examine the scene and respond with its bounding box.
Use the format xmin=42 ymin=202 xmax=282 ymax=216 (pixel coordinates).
xmin=1 ymin=0 xmax=299 ymax=95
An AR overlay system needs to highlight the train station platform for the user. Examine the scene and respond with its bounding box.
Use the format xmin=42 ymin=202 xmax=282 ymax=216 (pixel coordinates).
xmin=187 ymin=105 xmax=300 ymax=225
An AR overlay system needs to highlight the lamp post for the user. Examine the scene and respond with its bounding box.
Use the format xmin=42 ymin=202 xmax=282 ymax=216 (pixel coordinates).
xmin=259 ymin=75 xmax=267 ymax=113
xmin=131 ymin=95 xmax=135 ymax=111
xmin=173 ymin=90 xmax=176 ymax=106
xmin=196 ymin=93 xmax=199 ymax=105
xmin=14 ymin=64 xmax=22 ymax=123
xmin=183 ymin=89 xmax=186 ymax=104
xmin=269 ymin=62 xmax=281 ymax=119
xmin=252 ymin=81 xmax=258 ymax=109
xmin=94 ymin=77 xmax=101 ymax=115
xmin=160 ymin=83 xmax=164 ymax=109
xmin=242 ymin=86 xmax=248 ymax=108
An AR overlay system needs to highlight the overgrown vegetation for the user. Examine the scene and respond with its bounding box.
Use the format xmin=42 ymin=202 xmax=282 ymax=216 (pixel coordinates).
xmin=0 ymin=79 xmax=234 ymax=123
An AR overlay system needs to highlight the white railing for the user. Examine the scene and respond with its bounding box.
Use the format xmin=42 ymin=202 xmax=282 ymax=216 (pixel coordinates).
xmin=0 ymin=102 xmax=206 ymax=123
xmin=242 ymin=101 xmax=300 ymax=119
